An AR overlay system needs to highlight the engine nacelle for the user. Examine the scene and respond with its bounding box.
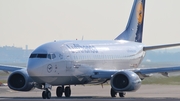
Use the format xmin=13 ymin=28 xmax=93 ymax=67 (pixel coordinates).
xmin=110 ymin=70 xmax=141 ymax=92
xmin=8 ymin=68 xmax=34 ymax=91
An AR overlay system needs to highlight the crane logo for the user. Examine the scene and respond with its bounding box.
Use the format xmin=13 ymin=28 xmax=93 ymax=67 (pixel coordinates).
xmin=47 ymin=64 xmax=53 ymax=73
xmin=137 ymin=1 xmax=143 ymax=24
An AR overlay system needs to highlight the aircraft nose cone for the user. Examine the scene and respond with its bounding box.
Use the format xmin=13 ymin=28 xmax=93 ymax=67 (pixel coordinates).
xmin=27 ymin=59 xmax=42 ymax=77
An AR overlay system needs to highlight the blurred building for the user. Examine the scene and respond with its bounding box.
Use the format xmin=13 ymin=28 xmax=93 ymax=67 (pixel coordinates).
xmin=0 ymin=45 xmax=33 ymax=63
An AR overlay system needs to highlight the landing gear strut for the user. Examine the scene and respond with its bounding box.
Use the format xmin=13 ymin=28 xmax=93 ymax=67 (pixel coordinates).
xmin=56 ymin=86 xmax=71 ymax=97
xmin=110 ymin=88 xmax=126 ymax=98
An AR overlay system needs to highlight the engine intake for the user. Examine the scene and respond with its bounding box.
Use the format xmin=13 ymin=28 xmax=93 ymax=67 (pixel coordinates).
xmin=110 ymin=70 xmax=141 ymax=92
xmin=8 ymin=69 xmax=34 ymax=91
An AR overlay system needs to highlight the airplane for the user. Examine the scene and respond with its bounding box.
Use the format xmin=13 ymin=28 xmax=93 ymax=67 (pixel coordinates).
xmin=1 ymin=0 xmax=180 ymax=99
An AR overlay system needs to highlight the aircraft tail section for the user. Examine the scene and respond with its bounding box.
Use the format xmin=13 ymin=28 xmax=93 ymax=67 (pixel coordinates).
xmin=115 ymin=0 xmax=145 ymax=43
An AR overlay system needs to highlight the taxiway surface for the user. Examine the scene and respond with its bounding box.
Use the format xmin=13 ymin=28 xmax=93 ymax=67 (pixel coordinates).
xmin=0 ymin=84 xmax=180 ymax=101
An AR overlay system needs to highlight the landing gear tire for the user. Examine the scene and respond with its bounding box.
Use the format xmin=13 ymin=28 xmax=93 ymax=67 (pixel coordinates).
xmin=56 ymin=86 xmax=64 ymax=97
xmin=110 ymin=88 xmax=117 ymax=97
xmin=42 ymin=89 xmax=51 ymax=99
xmin=119 ymin=92 xmax=126 ymax=98
xmin=42 ymin=91 xmax=46 ymax=99
xmin=46 ymin=90 xmax=51 ymax=99
xmin=65 ymin=86 xmax=71 ymax=97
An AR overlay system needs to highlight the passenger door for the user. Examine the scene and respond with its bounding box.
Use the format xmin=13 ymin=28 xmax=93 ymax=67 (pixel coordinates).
xmin=66 ymin=55 xmax=73 ymax=71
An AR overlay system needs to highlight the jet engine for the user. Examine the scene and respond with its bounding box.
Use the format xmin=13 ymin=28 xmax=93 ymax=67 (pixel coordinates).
xmin=110 ymin=70 xmax=141 ymax=92
xmin=8 ymin=69 xmax=35 ymax=91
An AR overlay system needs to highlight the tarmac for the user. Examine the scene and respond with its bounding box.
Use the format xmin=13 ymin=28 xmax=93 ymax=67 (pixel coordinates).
xmin=0 ymin=84 xmax=180 ymax=101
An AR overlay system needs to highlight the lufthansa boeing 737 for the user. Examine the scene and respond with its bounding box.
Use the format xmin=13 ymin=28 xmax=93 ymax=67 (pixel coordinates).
xmin=1 ymin=0 xmax=180 ymax=99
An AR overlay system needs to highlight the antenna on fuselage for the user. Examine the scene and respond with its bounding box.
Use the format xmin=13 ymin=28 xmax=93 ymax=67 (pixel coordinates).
xmin=76 ymin=36 xmax=84 ymax=40
xmin=82 ymin=36 xmax=84 ymax=40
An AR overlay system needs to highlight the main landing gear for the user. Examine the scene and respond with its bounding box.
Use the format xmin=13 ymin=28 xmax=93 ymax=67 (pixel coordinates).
xmin=110 ymin=88 xmax=126 ymax=98
xmin=56 ymin=86 xmax=71 ymax=97
xmin=41 ymin=83 xmax=71 ymax=99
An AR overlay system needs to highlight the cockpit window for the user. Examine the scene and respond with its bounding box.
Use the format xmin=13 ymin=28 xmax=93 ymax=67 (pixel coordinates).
xmin=29 ymin=53 xmax=56 ymax=59
xmin=29 ymin=54 xmax=37 ymax=58
xmin=47 ymin=53 xmax=56 ymax=59
xmin=47 ymin=54 xmax=51 ymax=59
xmin=52 ymin=54 xmax=56 ymax=59
xmin=37 ymin=54 xmax=47 ymax=58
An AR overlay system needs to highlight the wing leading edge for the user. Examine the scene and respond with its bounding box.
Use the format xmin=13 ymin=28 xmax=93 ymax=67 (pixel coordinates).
xmin=0 ymin=65 xmax=24 ymax=72
xmin=92 ymin=66 xmax=180 ymax=80
xmin=143 ymin=43 xmax=180 ymax=51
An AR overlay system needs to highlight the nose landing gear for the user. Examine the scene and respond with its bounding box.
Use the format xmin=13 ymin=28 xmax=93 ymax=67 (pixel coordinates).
xmin=42 ymin=83 xmax=52 ymax=99
xmin=42 ymin=88 xmax=51 ymax=99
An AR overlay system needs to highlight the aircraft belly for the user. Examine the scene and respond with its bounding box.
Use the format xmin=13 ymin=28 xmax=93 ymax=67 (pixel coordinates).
xmin=31 ymin=76 xmax=92 ymax=85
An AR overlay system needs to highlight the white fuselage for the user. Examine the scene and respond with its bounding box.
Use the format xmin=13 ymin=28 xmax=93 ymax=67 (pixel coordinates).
xmin=27 ymin=40 xmax=145 ymax=85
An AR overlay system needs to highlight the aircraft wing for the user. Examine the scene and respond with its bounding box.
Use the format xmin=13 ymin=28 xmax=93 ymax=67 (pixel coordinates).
xmin=143 ymin=43 xmax=180 ymax=51
xmin=134 ymin=66 xmax=180 ymax=74
xmin=0 ymin=65 xmax=24 ymax=72
xmin=91 ymin=66 xmax=180 ymax=79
